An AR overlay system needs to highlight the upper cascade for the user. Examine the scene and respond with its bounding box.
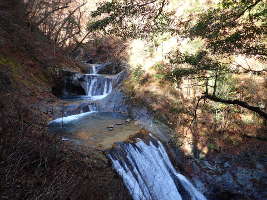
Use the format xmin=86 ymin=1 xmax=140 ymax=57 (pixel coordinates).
xmin=82 ymin=75 xmax=113 ymax=97
xmin=83 ymin=62 xmax=112 ymax=74
xmin=81 ymin=63 xmax=114 ymax=98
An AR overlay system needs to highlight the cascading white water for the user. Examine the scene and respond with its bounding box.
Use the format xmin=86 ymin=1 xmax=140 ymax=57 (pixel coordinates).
xmin=86 ymin=76 xmax=97 ymax=96
xmin=49 ymin=64 xmax=113 ymax=125
xmin=83 ymin=65 xmax=113 ymax=97
xmin=103 ymin=79 xmax=108 ymax=94
xmin=108 ymin=138 xmax=207 ymax=200
xmin=83 ymin=75 xmax=113 ymax=97
xmin=92 ymin=65 xmax=97 ymax=74
xmin=50 ymin=61 xmax=207 ymax=200
xmin=86 ymin=62 xmax=112 ymax=74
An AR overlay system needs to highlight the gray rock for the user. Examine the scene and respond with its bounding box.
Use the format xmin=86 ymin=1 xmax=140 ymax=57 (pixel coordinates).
xmin=223 ymin=161 xmax=231 ymax=168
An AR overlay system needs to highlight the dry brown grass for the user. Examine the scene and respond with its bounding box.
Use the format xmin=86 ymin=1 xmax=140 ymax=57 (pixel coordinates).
xmin=0 ymin=8 xmax=130 ymax=200
xmin=123 ymin=66 xmax=267 ymax=158
xmin=82 ymin=36 xmax=128 ymax=63
xmin=0 ymin=75 xmax=131 ymax=200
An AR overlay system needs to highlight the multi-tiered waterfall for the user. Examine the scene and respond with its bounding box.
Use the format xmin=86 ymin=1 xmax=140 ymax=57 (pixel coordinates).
xmin=83 ymin=74 xmax=112 ymax=97
xmin=49 ymin=62 xmax=207 ymax=200
xmin=79 ymin=63 xmax=113 ymax=100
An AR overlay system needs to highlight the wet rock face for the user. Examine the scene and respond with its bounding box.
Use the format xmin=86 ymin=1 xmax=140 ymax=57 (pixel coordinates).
xmin=52 ymin=102 xmax=98 ymax=119
xmin=97 ymin=89 xmax=128 ymax=113
xmin=52 ymin=71 xmax=86 ymax=97
xmin=180 ymin=152 xmax=267 ymax=200
xmin=52 ymin=63 xmax=127 ymax=98
xmin=97 ymin=62 xmax=124 ymax=74
xmin=79 ymin=61 xmax=127 ymax=75
xmin=127 ymin=106 xmax=171 ymax=143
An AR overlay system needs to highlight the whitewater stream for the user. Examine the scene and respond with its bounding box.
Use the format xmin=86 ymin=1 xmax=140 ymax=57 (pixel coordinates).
xmin=48 ymin=62 xmax=207 ymax=200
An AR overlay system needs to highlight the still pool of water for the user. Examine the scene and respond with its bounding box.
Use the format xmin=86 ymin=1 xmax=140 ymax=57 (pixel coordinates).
xmin=48 ymin=112 xmax=141 ymax=149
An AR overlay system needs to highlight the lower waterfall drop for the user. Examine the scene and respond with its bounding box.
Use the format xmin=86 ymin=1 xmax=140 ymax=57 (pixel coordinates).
xmin=109 ymin=138 xmax=207 ymax=200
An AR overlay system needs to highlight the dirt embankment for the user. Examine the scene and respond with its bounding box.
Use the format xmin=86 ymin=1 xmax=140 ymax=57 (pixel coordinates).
xmin=0 ymin=6 xmax=130 ymax=200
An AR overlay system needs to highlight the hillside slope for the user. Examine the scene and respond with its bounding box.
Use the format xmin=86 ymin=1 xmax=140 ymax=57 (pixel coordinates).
xmin=0 ymin=5 xmax=130 ymax=200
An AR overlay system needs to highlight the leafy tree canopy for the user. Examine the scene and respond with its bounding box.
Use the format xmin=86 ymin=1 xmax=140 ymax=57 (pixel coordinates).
xmin=88 ymin=0 xmax=173 ymax=39
xmin=88 ymin=0 xmax=267 ymax=119
xmin=181 ymin=0 xmax=267 ymax=57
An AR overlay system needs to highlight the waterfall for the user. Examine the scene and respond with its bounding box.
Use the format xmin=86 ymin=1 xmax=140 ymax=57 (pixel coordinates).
xmin=82 ymin=64 xmax=113 ymax=98
xmin=92 ymin=65 xmax=97 ymax=74
xmin=109 ymin=138 xmax=207 ymax=200
xmin=86 ymin=62 xmax=112 ymax=74
xmin=50 ymin=61 xmax=207 ymax=200
xmin=83 ymin=75 xmax=113 ymax=97
xmin=50 ymin=64 xmax=113 ymax=124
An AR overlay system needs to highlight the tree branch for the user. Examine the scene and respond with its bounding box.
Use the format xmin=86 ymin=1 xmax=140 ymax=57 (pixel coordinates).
xmin=134 ymin=0 xmax=157 ymax=7
xmin=35 ymin=5 xmax=69 ymax=27
xmin=234 ymin=0 xmax=262 ymax=20
xmin=71 ymin=31 xmax=91 ymax=54
xmin=54 ymin=3 xmax=85 ymax=43
xmin=204 ymin=94 xmax=267 ymax=119
xmin=154 ymin=0 xmax=167 ymax=20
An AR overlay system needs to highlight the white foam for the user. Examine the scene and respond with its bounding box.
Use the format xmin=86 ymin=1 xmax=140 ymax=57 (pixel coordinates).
xmin=48 ymin=111 xmax=96 ymax=125
xmin=87 ymin=77 xmax=97 ymax=96
xmin=92 ymin=65 xmax=97 ymax=74
xmin=109 ymin=140 xmax=207 ymax=200
xmin=62 ymin=137 xmax=70 ymax=141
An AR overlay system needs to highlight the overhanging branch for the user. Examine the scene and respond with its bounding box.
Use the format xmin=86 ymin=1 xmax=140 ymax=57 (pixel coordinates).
xmin=204 ymin=94 xmax=267 ymax=119
xmin=35 ymin=5 xmax=69 ymax=27
xmin=234 ymin=0 xmax=262 ymax=20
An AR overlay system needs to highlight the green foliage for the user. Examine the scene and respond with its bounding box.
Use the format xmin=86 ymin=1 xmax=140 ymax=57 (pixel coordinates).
xmin=180 ymin=38 xmax=206 ymax=55
xmin=154 ymin=73 xmax=165 ymax=80
xmin=171 ymin=68 xmax=199 ymax=78
xmin=152 ymin=62 xmax=170 ymax=81
xmin=91 ymin=2 xmax=117 ymax=17
xmin=207 ymin=143 xmax=218 ymax=150
xmin=131 ymin=65 xmax=145 ymax=82
xmin=185 ymin=0 xmax=267 ymax=56
xmin=167 ymin=51 xmax=224 ymax=81
xmin=88 ymin=0 xmax=172 ymax=39
xmin=88 ymin=16 xmax=115 ymax=31
xmin=152 ymin=62 xmax=166 ymax=72
xmin=220 ymin=0 xmax=261 ymax=10
xmin=183 ymin=52 xmax=206 ymax=66
xmin=151 ymin=32 xmax=172 ymax=47
xmin=87 ymin=0 xmax=266 ymax=122
xmin=216 ymin=74 xmax=238 ymax=98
